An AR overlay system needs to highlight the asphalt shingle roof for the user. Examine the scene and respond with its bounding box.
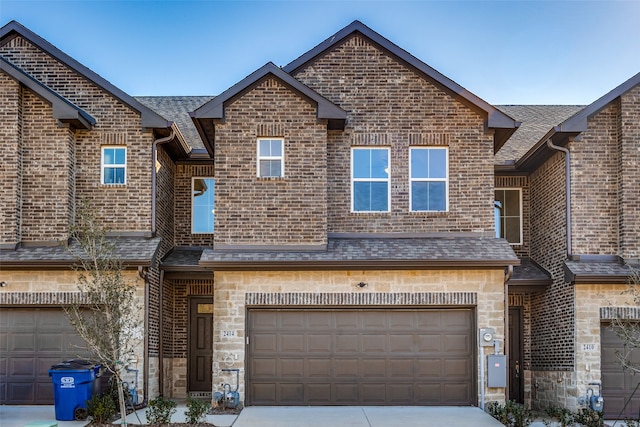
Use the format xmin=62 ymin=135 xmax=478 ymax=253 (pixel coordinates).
xmin=0 ymin=236 xmax=161 ymax=267
xmin=495 ymin=105 xmax=584 ymax=165
xmin=161 ymin=247 xmax=204 ymax=268
xmin=564 ymin=259 xmax=633 ymax=284
xmin=200 ymin=237 xmax=519 ymax=269
xmin=135 ymin=96 xmax=213 ymax=151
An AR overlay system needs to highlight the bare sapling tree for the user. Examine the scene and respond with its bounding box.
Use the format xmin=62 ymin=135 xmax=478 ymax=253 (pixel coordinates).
xmin=65 ymin=202 xmax=143 ymax=425
xmin=611 ymin=265 xmax=640 ymax=375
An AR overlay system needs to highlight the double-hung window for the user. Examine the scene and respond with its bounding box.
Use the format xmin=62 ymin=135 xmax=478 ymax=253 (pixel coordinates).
xmin=409 ymin=147 xmax=448 ymax=211
xmin=101 ymin=147 xmax=126 ymax=185
xmin=257 ymin=138 xmax=284 ymax=177
xmin=494 ymin=188 xmax=522 ymax=245
xmin=192 ymin=177 xmax=215 ymax=233
xmin=351 ymin=147 xmax=390 ymax=212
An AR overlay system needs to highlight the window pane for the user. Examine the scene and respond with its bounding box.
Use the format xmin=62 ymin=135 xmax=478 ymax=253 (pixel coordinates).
xmin=114 ymin=148 xmax=125 ymax=164
xmin=428 ymin=182 xmax=446 ymax=211
xmin=370 ymin=182 xmax=388 ymax=211
xmin=353 ymin=182 xmax=371 ymax=211
xmin=428 ymin=149 xmax=447 ymax=178
xmin=504 ymin=190 xmax=520 ymax=216
xmin=370 ymin=149 xmax=389 ymax=178
xmin=411 ymin=149 xmax=428 ymax=179
xmin=411 ymin=182 xmax=428 ymax=211
xmin=259 ymin=140 xmax=271 ymax=156
xmin=103 ymin=148 xmax=115 ymax=165
xmin=104 ymin=168 xmax=115 ymax=184
xmin=193 ymin=178 xmax=215 ymax=233
xmin=114 ymin=168 xmax=125 ymax=184
xmin=270 ymin=140 xmax=282 ymax=157
xmin=260 ymin=159 xmax=281 ymax=177
xmin=505 ymin=217 xmax=521 ymax=243
xmin=353 ymin=150 xmax=371 ymax=178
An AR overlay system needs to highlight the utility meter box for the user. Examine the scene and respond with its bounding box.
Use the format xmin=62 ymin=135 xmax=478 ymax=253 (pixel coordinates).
xmin=487 ymin=355 xmax=507 ymax=388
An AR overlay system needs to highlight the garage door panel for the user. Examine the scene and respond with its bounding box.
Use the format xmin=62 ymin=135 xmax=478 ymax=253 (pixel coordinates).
xmin=601 ymin=323 xmax=640 ymax=418
xmin=252 ymin=333 xmax=277 ymax=352
xmin=9 ymin=358 xmax=37 ymax=376
xmin=11 ymin=333 xmax=36 ymax=351
xmin=247 ymin=308 xmax=474 ymax=406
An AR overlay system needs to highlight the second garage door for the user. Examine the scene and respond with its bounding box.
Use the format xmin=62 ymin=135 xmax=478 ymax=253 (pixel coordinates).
xmin=247 ymin=308 xmax=475 ymax=405
xmin=601 ymin=323 xmax=640 ymax=418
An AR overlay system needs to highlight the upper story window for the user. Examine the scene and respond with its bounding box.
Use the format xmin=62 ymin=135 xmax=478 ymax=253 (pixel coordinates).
xmin=257 ymin=138 xmax=284 ymax=177
xmin=351 ymin=147 xmax=390 ymax=212
xmin=192 ymin=177 xmax=215 ymax=233
xmin=101 ymin=147 xmax=126 ymax=185
xmin=495 ymin=188 xmax=522 ymax=245
xmin=410 ymin=147 xmax=448 ymax=211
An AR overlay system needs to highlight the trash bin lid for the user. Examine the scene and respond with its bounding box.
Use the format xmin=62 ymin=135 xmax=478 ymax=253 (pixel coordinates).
xmin=51 ymin=361 xmax=94 ymax=370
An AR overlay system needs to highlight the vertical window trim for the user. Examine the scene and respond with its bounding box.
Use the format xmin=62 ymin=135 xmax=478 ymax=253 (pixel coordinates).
xmin=101 ymin=146 xmax=127 ymax=185
xmin=409 ymin=146 xmax=449 ymax=212
xmin=350 ymin=147 xmax=391 ymax=213
xmin=192 ymin=177 xmax=215 ymax=234
xmin=495 ymin=187 xmax=523 ymax=245
xmin=257 ymin=137 xmax=285 ymax=178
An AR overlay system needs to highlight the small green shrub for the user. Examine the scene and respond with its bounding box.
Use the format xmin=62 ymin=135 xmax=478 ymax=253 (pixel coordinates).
xmin=487 ymin=400 xmax=533 ymax=427
xmin=146 ymin=396 xmax=177 ymax=424
xmin=544 ymin=405 xmax=574 ymax=427
xmin=572 ymin=407 xmax=603 ymax=427
xmin=185 ymin=396 xmax=210 ymax=424
xmin=86 ymin=392 xmax=116 ymax=424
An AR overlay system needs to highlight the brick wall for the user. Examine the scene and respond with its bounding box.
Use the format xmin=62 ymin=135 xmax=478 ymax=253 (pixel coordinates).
xmin=156 ymin=147 xmax=176 ymax=254
xmin=174 ymin=164 xmax=214 ymax=247
xmin=529 ymin=152 xmax=574 ymax=370
xmin=293 ymin=35 xmax=495 ymax=234
xmin=0 ymin=35 xmax=155 ymax=234
xmin=0 ymin=74 xmax=21 ymax=245
xmin=213 ymin=78 xmax=328 ymax=246
xmin=619 ymin=86 xmax=640 ymax=260
xmin=571 ymin=102 xmax=620 ymax=255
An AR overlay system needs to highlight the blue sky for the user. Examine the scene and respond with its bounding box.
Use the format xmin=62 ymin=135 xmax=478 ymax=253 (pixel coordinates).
xmin=2 ymin=0 xmax=640 ymax=104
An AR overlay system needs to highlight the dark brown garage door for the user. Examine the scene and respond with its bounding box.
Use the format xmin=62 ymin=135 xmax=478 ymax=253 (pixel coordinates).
xmin=0 ymin=308 xmax=89 ymax=404
xmin=601 ymin=323 xmax=640 ymax=418
xmin=247 ymin=308 xmax=475 ymax=406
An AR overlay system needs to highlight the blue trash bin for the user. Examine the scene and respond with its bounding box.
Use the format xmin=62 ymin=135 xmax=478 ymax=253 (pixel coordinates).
xmin=49 ymin=361 xmax=97 ymax=421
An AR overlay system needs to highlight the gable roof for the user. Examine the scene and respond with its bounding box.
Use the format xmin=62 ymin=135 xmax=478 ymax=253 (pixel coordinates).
xmin=191 ymin=62 xmax=347 ymax=156
xmin=283 ymin=20 xmax=520 ymax=152
xmin=0 ymin=20 xmax=172 ymax=130
xmin=516 ymin=71 xmax=640 ymax=171
xmin=495 ymin=105 xmax=583 ymax=167
xmin=1 ymin=55 xmax=96 ymax=129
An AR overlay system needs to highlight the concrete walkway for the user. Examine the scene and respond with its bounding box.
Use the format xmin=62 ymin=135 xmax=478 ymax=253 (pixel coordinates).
xmin=232 ymin=406 xmax=504 ymax=427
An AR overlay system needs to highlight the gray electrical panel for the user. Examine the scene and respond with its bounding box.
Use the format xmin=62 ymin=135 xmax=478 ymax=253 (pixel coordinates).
xmin=487 ymin=355 xmax=507 ymax=388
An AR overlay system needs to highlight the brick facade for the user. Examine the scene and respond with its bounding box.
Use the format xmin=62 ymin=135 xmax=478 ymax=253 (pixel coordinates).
xmin=0 ymin=74 xmax=21 ymax=245
xmin=293 ymin=35 xmax=496 ymax=235
xmin=174 ymin=164 xmax=214 ymax=247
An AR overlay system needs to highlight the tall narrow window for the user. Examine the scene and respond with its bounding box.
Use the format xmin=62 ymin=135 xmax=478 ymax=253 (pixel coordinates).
xmin=257 ymin=138 xmax=284 ymax=177
xmin=351 ymin=147 xmax=390 ymax=212
xmin=495 ymin=188 xmax=522 ymax=245
xmin=410 ymin=147 xmax=448 ymax=211
xmin=101 ymin=147 xmax=126 ymax=185
xmin=192 ymin=178 xmax=215 ymax=233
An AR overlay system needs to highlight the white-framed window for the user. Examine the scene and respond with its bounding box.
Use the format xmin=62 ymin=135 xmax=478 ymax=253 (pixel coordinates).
xmin=101 ymin=147 xmax=126 ymax=185
xmin=409 ymin=147 xmax=448 ymax=211
xmin=192 ymin=177 xmax=215 ymax=234
xmin=257 ymin=138 xmax=284 ymax=177
xmin=495 ymin=188 xmax=522 ymax=245
xmin=351 ymin=147 xmax=390 ymax=212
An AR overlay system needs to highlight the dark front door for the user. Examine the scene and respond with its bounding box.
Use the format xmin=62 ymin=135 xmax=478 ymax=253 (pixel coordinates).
xmin=508 ymin=307 xmax=524 ymax=403
xmin=188 ymin=297 xmax=213 ymax=392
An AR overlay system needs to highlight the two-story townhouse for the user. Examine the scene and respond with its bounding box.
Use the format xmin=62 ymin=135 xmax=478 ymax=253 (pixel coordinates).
xmin=499 ymin=74 xmax=640 ymax=418
xmin=2 ymin=18 xmax=637 ymax=416
xmin=0 ymin=20 xmax=184 ymax=404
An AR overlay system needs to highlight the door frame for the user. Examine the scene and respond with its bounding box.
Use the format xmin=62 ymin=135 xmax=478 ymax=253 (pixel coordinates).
xmin=188 ymin=296 xmax=214 ymax=393
xmin=508 ymin=306 xmax=524 ymax=403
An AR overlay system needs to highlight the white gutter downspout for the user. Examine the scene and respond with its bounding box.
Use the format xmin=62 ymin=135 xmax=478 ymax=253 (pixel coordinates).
xmin=546 ymin=139 xmax=572 ymax=257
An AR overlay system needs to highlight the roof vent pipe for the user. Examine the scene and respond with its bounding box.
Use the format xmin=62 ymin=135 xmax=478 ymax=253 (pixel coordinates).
xmin=546 ymin=139 xmax=572 ymax=258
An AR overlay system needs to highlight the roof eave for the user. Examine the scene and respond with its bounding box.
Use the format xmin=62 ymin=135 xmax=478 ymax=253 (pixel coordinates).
xmin=200 ymin=259 xmax=519 ymax=271
xmin=0 ymin=21 xmax=171 ymax=131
